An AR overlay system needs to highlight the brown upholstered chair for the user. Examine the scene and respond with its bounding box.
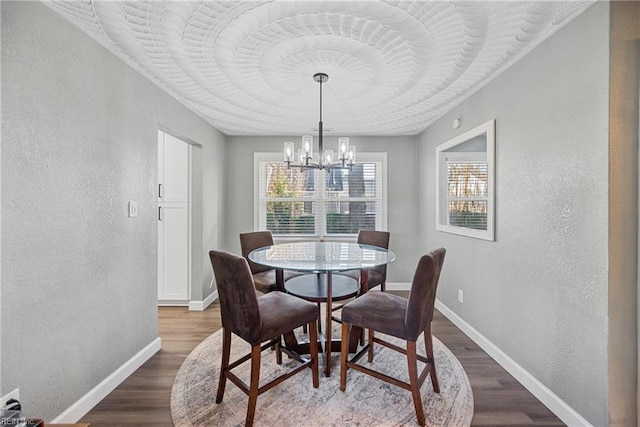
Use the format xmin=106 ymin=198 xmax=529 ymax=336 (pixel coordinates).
xmin=210 ymin=250 xmax=319 ymax=426
xmin=339 ymin=248 xmax=446 ymax=427
xmin=240 ymin=230 xmax=302 ymax=294
xmin=338 ymin=230 xmax=391 ymax=291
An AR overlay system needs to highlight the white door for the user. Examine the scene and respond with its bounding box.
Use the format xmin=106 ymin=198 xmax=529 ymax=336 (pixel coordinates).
xmin=158 ymin=131 xmax=190 ymax=303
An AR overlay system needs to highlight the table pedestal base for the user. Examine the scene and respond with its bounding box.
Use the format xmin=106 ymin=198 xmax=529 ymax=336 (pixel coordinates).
xmin=283 ymin=273 xmax=365 ymax=377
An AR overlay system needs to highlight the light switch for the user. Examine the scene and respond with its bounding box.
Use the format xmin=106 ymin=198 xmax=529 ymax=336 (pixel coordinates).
xmin=128 ymin=201 xmax=138 ymax=218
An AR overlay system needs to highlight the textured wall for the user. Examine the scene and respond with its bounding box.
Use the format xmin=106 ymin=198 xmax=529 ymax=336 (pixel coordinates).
xmin=224 ymin=135 xmax=420 ymax=284
xmin=418 ymin=3 xmax=609 ymax=425
xmin=1 ymin=1 xmax=224 ymax=421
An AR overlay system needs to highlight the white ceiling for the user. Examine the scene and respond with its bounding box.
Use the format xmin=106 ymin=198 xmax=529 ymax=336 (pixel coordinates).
xmin=46 ymin=1 xmax=594 ymax=136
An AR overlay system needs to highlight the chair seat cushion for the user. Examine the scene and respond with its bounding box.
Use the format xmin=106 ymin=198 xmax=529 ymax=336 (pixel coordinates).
xmin=341 ymin=292 xmax=408 ymax=339
xmin=258 ymin=291 xmax=318 ymax=342
xmin=336 ymin=269 xmax=385 ymax=290
xmin=253 ymin=270 xmax=306 ymax=294
xmin=252 ymin=270 xmax=277 ymax=294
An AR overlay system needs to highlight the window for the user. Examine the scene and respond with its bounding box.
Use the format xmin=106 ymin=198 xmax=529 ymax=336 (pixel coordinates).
xmin=255 ymin=153 xmax=386 ymax=238
xmin=436 ymin=119 xmax=495 ymax=241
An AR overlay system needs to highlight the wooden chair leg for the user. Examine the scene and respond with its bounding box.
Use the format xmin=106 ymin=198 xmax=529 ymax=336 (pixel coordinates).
xmin=340 ymin=322 xmax=349 ymax=391
xmin=359 ymin=275 xmax=366 ymax=345
xmin=407 ymin=340 xmax=426 ymax=426
xmin=367 ymin=328 xmax=375 ymax=362
xmin=245 ymin=345 xmax=262 ymax=427
xmin=381 ymin=280 xmax=386 ymax=292
xmin=215 ymin=328 xmax=231 ymax=403
xmin=309 ymin=320 xmax=320 ymax=388
xmin=424 ymin=324 xmax=440 ymax=393
xmin=275 ymin=336 xmax=282 ymax=365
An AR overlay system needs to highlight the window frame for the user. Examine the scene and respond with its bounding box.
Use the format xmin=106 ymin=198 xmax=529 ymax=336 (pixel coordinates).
xmin=254 ymin=152 xmax=387 ymax=241
xmin=435 ymin=119 xmax=495 ymax=241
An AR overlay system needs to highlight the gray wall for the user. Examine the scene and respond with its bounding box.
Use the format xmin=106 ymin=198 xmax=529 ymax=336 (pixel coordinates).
xmin=224 ymin=135 xmax=420 ymax=284
xmin=1 ymin=1 xmax=225 ymax=421
xmin=418 ymin=3 xmax=609 ymax=425
xmin=0 ymin=1 xmax=627 ymax=425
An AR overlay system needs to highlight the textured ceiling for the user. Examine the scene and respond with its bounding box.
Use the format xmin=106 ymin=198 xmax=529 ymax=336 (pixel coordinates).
xmin=47 ymin=1 xmax=594 ymax=136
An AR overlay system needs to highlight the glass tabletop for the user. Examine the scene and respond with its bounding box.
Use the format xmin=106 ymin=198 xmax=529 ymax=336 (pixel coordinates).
xmin=248 ymin=241 xmax=396 ymax=273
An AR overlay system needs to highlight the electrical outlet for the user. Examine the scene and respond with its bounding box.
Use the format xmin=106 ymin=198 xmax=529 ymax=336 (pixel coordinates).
xmin=458 ymin=289 xmax=464 ymax=303
xmin=128 ymin=201 xmax=138 ymax=218
xmin=1 ymin=389 xmax=19 ymax=410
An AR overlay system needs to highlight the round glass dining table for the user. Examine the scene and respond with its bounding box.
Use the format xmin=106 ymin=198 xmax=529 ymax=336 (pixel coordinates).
xmin=249 ymin=241 xmax=396 ymax=377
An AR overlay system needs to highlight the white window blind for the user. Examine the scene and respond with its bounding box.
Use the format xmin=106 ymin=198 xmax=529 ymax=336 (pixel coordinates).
xmin=445 ymin=161 xmax=488 ymax=230
xmin=255 ymin=153 xmax=386 ymax=237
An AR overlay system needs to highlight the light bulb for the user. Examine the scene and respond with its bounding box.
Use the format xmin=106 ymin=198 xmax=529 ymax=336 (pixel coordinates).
xmin=338 ymin=137 xmax=349 ymax=160
xmin=347 ymin=145 xmax=356 ymax=165
xmin=324 ymin=149 xmax=334 ymax=164
xmin=284 ymin=141 xmax=294 ymax=162
xmin=302 ymin=135 xmax=313 ymax=158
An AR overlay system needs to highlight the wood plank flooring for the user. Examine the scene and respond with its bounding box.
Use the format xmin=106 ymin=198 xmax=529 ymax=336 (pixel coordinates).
xmin=80 ymin=297 xmax=565 ymax=426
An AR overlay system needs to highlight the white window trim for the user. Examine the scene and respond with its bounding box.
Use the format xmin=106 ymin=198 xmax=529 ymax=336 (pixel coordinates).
xmin=435 ymin=119 xmax=495 ymax=241
xmin=254 ymin=152 xmax=387 ymax=242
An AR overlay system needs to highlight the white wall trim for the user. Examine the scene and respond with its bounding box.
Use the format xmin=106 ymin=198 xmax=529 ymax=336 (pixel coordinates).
xmin=158 ymin=301 xmax=189 ymax=307
xmin=189 ymin=290 xmax=218 ymax=311
xmin=51 ymin=337 xmax=162 ymax=424
xmin=435 ymin=300 xmax=592 ymax=427
xmin=385 ymin=282 xmax=410 ymax=291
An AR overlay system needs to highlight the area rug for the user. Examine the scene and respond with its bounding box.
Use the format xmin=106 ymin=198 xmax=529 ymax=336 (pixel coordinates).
xmin=171 ymin=321 xmax=474 ymax=427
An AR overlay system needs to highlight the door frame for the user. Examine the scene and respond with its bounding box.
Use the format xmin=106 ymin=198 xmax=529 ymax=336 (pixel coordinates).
xmin=157 ymin=127 xmax=203 ymax=307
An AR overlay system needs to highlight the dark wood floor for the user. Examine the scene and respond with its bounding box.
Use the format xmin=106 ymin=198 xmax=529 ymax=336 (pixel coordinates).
xmin=81 ymin=297 xmax=565 ymax=426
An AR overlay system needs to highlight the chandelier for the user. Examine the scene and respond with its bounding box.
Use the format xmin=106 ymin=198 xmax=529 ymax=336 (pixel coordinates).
xmin=283 ymin=73 xmax=356 ymax=170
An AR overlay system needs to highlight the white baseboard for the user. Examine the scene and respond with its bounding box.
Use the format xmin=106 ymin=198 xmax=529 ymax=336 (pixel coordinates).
xmin=384 ymin=282 xmax=410 ymax=291
xmin=158 ymin=300 xmax=189 ymax=306
xmin=435 ymin=300 xmax=592 ymax=427
xmin=189 ymin=290 xmax=218 ymax=311
xmin=51 ymin=337 xmax=162 ymax=423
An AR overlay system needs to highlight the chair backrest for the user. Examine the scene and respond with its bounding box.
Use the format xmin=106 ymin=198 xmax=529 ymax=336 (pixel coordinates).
xmin=404 ymin=248 xmax=446 ymax=340
xmin=209 ymin=250 xmax=262 ymax=344
xmin=240 ymin=231 xmax=275 ymax=274
xmin=357 ymin=230 xmax=391 ymax=277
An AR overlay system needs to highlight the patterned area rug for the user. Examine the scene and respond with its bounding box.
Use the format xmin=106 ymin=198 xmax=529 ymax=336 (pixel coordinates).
xmin=171 ymin=324 xmax=474 ymax=427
